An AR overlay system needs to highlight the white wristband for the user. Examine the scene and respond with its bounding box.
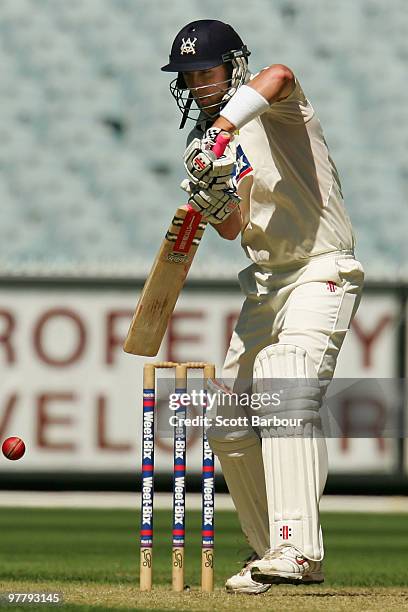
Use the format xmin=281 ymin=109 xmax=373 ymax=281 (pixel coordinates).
xmin=220 ymin=85 xmax=270 ymax=129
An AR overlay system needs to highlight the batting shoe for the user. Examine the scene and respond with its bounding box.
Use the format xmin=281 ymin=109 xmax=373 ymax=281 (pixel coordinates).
xmin=225 ymin=552 xmax=271 ymax=595
xmin=250 ymin=545 xmax=324 ymax=585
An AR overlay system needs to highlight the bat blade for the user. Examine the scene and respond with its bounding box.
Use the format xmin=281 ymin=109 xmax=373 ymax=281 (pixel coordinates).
xmin=123 ymin=206 xmax=206 ymax=356
xmin=124 ymin=131 xmax=231 ymax=357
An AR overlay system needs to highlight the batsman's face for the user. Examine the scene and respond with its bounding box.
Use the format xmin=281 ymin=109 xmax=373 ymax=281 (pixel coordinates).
xmin=183 ymin=65 xmax=229 ymax=111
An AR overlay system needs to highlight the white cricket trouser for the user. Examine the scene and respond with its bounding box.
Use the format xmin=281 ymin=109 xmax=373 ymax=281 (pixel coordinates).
xmin=225 ymin=251 xmax=364 ymax=382
xmin=209 ymin=250 xmax=364 ymax=558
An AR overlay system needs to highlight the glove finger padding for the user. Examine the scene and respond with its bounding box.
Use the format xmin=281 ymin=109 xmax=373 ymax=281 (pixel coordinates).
xmin=194 ymin=172 xmax=236 ymax=192
xmin=180 ymin=178 xmax=193 ymax=194
xmin=201 ymin=127 xmax=223 ymax=150
xmin=183 ymin=138 xmax=236 ymax=190
xmin=188 ymin=188 xmax=240 ymax=224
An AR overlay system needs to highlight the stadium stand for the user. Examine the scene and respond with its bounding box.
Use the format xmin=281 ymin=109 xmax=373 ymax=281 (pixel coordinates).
xmin=0 ymin=0 xmax=406 ymax=279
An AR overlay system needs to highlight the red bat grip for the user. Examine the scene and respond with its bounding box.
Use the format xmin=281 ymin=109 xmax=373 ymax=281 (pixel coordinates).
xmin=211 ymin=131 xmax=231 ymax=158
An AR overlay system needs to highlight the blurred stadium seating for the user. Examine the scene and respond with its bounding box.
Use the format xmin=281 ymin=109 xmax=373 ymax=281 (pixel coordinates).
xmin=0 ymin=0 xmax=406 ymax=279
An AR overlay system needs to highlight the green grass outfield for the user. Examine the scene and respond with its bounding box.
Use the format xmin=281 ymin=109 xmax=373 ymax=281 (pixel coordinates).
xmin=0 ymin=508 xmax=408 ymax=611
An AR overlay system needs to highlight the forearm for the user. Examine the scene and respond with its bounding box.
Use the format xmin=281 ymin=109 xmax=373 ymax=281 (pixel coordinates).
xmin=211 ymin=205 xmax=242 ymax=240
xmin=212 ymin=64 xmax=295 ymax=133
xmin=212 ymin=85 xmax=270 ymax=134
xmin=212 ymin=115 xmax=236 ymax=134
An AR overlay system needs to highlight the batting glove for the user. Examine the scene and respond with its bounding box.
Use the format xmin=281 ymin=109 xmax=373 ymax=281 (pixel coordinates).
xmin=180 ymin=179 xmax=240 ymax=224
xmin=183 ymin=127 xmax=236 ymax=191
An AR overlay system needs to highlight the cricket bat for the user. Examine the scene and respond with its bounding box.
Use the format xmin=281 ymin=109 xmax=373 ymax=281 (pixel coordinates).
xmin=124 ymin=132 xmax=231 ymax=356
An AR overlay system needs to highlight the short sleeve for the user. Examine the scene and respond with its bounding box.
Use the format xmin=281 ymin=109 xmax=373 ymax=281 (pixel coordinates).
xmin=264 ymin=77 xmax=315 ymax=124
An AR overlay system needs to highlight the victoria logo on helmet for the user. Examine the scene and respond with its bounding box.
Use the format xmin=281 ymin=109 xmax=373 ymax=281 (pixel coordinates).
xmin=180 ymin=37 xmax=197 ymax=55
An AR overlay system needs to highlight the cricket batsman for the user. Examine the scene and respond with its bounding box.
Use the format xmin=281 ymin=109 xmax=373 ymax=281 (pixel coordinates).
xmin=162 ymin=19 xmax=364 ymax=594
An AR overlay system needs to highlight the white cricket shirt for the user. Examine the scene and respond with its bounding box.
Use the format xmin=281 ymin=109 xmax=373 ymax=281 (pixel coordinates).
xmin=234 ymin=76 xmax=355 ymax=270
xmin=188 ymin=75 xmax=356 ymax=272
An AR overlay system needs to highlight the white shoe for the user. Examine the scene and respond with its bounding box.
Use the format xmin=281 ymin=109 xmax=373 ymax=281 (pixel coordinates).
xmin=251 ymin=545 xmax=324 ymax=585
xmin=225 ymin=552 xmax=271 ymax=595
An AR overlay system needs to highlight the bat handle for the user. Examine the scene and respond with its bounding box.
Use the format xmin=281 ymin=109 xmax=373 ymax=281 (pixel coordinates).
xmin=211 ymin=131 xmax=231 ymax=158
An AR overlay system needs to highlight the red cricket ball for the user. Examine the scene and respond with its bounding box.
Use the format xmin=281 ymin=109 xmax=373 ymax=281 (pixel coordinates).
xmin=2 ymin=436 xmax=26 ymax=460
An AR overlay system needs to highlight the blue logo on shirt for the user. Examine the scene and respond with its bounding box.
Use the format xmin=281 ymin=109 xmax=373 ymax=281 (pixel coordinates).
xmin=234 ymin=144 xmax=253 ymax=184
